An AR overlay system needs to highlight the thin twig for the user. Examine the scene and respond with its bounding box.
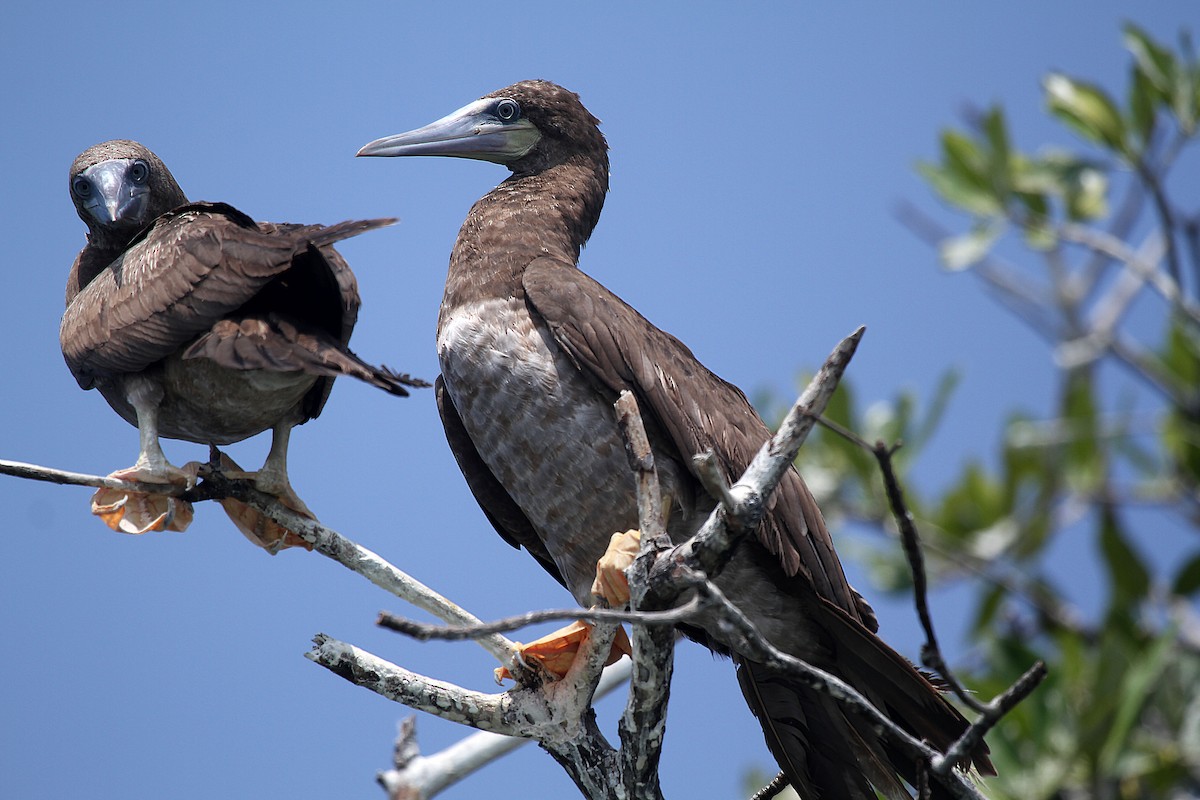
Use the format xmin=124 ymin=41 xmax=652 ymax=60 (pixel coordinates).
xmin=870 ymin=437 xmax=989 ymax=714
xmin=684 ymin=577 xmax=989 ymax=799
xmin=376 ymin=597 xmax=704 ymax=642
xmin=931 ymin=660 xmax=1047 ymax=778
xmin=1132 ymin=154 xmax=1182 ymax=286
xmin=749 ymin=771 xmax=790 ymax=800
xmin=0 ymin=458 xmax=188 ymax=494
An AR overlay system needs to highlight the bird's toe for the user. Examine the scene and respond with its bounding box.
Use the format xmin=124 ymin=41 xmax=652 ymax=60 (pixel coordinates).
xmin=213 ymin=452 xmax=315 ymax=553
xmin=590 ymin=529 xmax=642 ymax=607
xmin=494 ymin=620 xmax=632 ymax=682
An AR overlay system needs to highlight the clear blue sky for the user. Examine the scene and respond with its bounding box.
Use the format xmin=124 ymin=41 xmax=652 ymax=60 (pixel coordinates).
xmin=1 ymin=3 xmax=1193 ymax=799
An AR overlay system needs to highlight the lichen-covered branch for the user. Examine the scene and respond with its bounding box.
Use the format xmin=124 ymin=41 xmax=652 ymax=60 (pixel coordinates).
xmin=1 ymin=327 xmax=1037 ymax=800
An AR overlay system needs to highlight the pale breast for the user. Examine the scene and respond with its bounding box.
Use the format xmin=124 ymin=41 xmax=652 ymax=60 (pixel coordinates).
xmin=438 ymin=297 xmax=641 ymax=603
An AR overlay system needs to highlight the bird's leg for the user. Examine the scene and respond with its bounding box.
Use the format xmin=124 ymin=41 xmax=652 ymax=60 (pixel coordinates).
xmin=212 ymin=421 xmax=315 ymax=554
xmin=498 ymin=495 xmax=671 ymax=682
xmin=92 ymin=377 xmax=195 ymax=534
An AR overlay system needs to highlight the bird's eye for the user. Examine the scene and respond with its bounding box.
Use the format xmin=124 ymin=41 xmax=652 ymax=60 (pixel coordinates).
xmin=129 ymin=160 xmax=149 ymax=184
xmin=495 ymin=98 xmax=520 ymax=122
xmin=72 ymin=177 xmax=92 ymax=198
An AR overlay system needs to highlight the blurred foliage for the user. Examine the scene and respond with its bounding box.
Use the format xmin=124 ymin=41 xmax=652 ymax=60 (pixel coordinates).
xmin=762 ymin=24 xmax=1200 ymax=800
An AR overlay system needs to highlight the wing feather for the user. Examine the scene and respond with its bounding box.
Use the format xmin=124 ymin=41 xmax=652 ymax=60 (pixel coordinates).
xmin=60 ymin=203 xmax=391 ymax=389
xmin=522 ymin=256 xmax=866 ymax=620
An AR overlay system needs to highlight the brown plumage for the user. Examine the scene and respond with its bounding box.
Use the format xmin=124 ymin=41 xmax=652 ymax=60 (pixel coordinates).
xmin=64 ymin=139 xmax=424 ymax=541
xmin=359 ymin=81 xmax=992 ymax=797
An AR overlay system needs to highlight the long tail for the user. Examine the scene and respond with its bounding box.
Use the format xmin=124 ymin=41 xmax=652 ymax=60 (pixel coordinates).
xmin=738 ymin=600 xmax=994 ymax=799
xmin=299 ymin=217 xmax=398 ymax=251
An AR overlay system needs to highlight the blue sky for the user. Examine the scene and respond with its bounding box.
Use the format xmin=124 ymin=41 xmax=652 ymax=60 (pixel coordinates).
xmin=1 ymin=3 xmax=1194 ymax=799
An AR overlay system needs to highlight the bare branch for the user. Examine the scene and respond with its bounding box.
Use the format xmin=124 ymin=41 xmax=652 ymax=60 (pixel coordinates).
xmin=217 ymin=477 xmax=521 ymax=667
xmin=868 ymin=436 xmax=990 ymax=714
xmin=683 ymin=576 xmax=989 ymax=799
xmin=670 ymin=327 xmax=863 ymax=588
xmin=614 ymin=391 xmax=675 ymax=798
xmin=0 ymin=456 xmax=522 ymax=666
xmin=1058 ymin=223 xmax=1199 ymax=324
xmin=307 ymin=634 xmax=518 ymax=732
xmin=377 ymin=719 xmax=524 ymax=800
xmin=932 ymin=660 xmax=1047 ymax=779
xmin=0 ymin=457 xmax=188 ymax=494
xmin=376 ymin=664 xmax=638 ymax=800
xmin=376 ymin=597 xmax=703 ymax=642
xmin=1132 ymin=154 xmax=1182 ymax=286
xmin=814 ymin=420 xmax=1047 ymax=777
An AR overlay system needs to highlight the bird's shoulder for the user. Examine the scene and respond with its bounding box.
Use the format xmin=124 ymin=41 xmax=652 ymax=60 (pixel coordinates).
xmin=522 ymin=257 xmax=867 ymax=618
xmin=60 ymin=202 xmax=304 ymax=383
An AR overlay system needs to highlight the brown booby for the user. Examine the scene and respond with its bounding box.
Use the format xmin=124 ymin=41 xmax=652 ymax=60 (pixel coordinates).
xmin=64 ymin=139 xmax=424 ymax=548
xmin=358 ymin=82 xmax=993 ymax=797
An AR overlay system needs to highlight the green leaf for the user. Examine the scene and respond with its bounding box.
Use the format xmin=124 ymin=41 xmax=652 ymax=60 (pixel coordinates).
xmin=1174 ymin=49 xmax=1199 ymax=133
xmin=942 ymin=129 xmax=989 ymax=184
xmin=1172 ymin=553 xmax=1200 ymax=596
xmin=1064 ymin=163 xmax=1108 ymax=221
xmin=1061 ymin=370 xmax=1104 ymax=493
xmin=917 ymin=161 xmax=1002 ymax=217
xmin=1128 ymin=63 xmax=1158 ymax=149
xmin=908 ymin=369 xmax=961 ymax=452
xmin=1098 ymin=627 xmax=1176 ymax=773
xmin=1099 ymin=505 xmax=1151 ymax=605
xmin=1044 ymin=73 xmax=1128 ymax=152
xmin=1123 ymin=23 xmax=1176 ymax=100
xmin=938 ymin=224 xmax=1002 ymax=270
xmin=982 ymin=106 xmax=1013 ymax=197
xmin=918 ymin=127 xmax=1008 ymax=217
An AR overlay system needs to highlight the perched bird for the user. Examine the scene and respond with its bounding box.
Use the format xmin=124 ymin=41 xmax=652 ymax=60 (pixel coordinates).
xmin=358 ymin=82 xmax=993 ymax=797
xmin=63 ymin=139 xmax=424 ymax=548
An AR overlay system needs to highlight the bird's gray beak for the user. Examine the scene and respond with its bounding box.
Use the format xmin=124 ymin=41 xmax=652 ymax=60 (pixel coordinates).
xmin=78 ymin=159 xmax=150 ymax=226
xmin=357 ymin=98 xmax=540 ymax=164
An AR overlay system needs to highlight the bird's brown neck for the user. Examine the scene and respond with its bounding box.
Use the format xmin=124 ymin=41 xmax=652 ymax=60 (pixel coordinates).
xmin=65 ymin=226 xmax=141 ymax=306
xmin=440 ymin=156 xmax=608 ymax=314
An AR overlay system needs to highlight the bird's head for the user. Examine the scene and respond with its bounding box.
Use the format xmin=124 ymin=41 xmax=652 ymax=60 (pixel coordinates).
xmin=357 ymin=80 xmax=608 ymax=178
xmin=69 ymin=140 xmax=186 ymax=239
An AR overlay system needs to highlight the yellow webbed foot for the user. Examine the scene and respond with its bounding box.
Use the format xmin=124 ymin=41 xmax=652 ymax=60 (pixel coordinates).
xmin=590 ymin=529 xmax=642 ymax=607
xmin=495 ymin=620 xmax=633 ymax=682
xmin=208 ymin=452 xmax=314 ymax=554
xmin=90 ymin=464 xmax=196 ymax=535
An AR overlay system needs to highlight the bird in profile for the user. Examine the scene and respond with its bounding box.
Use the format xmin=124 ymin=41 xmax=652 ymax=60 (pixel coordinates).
xmin=63 ymin=139 xmax=425 ymax=550
xmin=358 ymin=82 xmax=993 ymax=797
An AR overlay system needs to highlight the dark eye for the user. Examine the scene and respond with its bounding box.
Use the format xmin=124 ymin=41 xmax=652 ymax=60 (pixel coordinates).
xmin=129 ymin=160 xmax=149 ymax=184
xmin=495 ymin=98 xmax=520 ymax=122
xmin=72 ymin=177 xmax=92 ymax=198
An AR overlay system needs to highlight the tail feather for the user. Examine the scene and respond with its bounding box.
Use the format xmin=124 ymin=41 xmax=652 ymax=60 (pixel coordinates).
xmin=183 ymin=313 xmax=428 ymax=396
xmin=814 ymin=598 xmax=994 ymax=775
xmin=736 ymin=599 xmax=993 ymax=799
xmin=737 ymin=656 xmax=909 ymax=800
xmin=300 ymin=217 xmax=398 ymax=251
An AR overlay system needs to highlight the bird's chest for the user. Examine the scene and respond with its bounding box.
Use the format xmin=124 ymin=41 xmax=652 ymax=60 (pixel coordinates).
xmin=438 ymin=298 xmax=639 ymax=601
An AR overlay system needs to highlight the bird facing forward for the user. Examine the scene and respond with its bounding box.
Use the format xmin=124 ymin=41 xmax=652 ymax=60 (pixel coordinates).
xmin=63 ymin=139 xmax=425 ymax=549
